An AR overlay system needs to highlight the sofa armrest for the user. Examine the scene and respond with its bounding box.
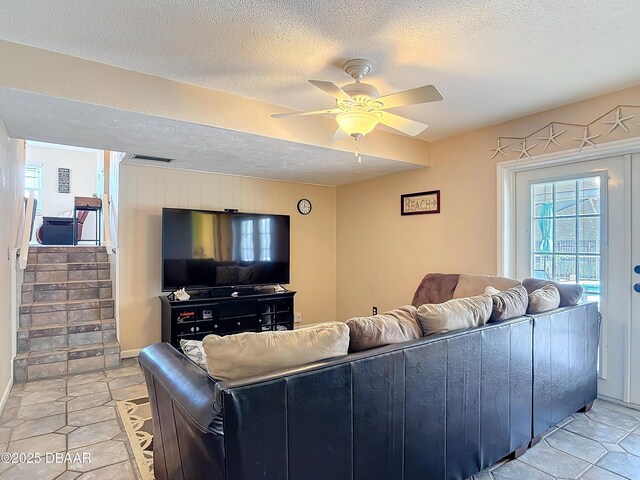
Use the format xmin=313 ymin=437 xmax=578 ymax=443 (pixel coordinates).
xmin=139 ymin=343 xmax=225 ymax=480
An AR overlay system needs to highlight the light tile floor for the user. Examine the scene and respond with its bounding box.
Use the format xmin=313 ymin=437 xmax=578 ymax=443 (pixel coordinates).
xmin=473 ymin=399 xmax=640 ymax=480
xmin=0 ymin=358 xmax=144 ymax=480
xmin=2 ymin=360 xmax=640 ymax=480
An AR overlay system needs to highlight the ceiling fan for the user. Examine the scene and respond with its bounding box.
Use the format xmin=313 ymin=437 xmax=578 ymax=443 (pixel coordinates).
xmin=271 ymin=59 xmax=443 ymax=145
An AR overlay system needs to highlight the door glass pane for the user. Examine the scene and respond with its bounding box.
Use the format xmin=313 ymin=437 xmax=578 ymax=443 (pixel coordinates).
xmin=532 ymin=254 xmax=553 ymax=280
xmin=578 ymin=256 xmax=600 ymax=303
xmin=555 ymin=217 xmax=576 ymax=253
xmin=554 ymin=180 xmax=577 ymax=216
xmin=533 ymin=183 xmax=553 ymax=218
xmin=555 ymin=255 xmax=576 ymax=282
xmin=530 ymin=175 xmax=601 ymax=304
xmin=532 ymin=219 xmax=553 ymax=254
xmin=578 ymin=177 xmax=600 ymax=214
xmin=578 ymin=217 xmax=600 ymax=254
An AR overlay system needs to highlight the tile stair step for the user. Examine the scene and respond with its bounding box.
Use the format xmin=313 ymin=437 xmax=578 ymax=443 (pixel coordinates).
xmin=28 ymin=246 xmax=108 ymax=252
xmin=14 ymin=341 xmax=122 ymax=381
xmin=22 ymin=280 xmax=112 ymax=289
xmin=22 ymin=280 xmax=112 ymax=292
xmin=19 ymin=298 xmax=115 ymax=320
xmin=17 ymin=320 xmax=118 ymax=353
xmin=22 ymin=264 xmax=111 ymax=284
xmin=15 ymin=341 xmax=121 ymax=362
xmin=22 ymin=275 xmax=112 ymax=286
xmin=22 ymin=286 xmax=113 ymax=305
xmin=20 ymin=297 xmax=115 ymax=308
xmin=26 ymin=250 xmax=110 ymax=266
xmin=18 ymin=319 xmax=116 ymax=335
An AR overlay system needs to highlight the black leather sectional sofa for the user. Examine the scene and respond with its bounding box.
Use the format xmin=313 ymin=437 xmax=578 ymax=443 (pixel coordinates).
xmin=139 ymin=302 xmax=599 ymax=480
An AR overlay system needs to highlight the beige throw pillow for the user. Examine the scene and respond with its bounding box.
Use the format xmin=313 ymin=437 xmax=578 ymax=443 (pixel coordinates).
xmin=485 ymin=285 xmax=529 ymax=322
xmin=202 ymin=322 xmax=349 ymax=381
xmin=346 ymin=305 xmax=422 ymax=352
xmin=417 ymin=294 xmax=493 ymax=336
xmin=453 ymin=273 xmax=521 ymax=299
xmin=527 ymin=284 xmax=561 ymax=313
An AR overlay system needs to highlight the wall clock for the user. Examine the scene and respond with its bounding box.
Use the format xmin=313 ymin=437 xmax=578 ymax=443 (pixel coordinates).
xmin=297 ymin=199 xmax=312 ymax=215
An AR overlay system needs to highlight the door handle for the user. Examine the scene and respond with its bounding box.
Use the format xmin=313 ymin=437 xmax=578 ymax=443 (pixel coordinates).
xmin=635 ymin=265 xmax=640 ymax=274
xmin=635 ymin=283 xmax=640 ymax=293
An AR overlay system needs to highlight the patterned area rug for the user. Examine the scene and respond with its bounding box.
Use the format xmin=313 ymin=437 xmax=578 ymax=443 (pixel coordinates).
xmin=117 ymin=396 xmax=155 ymax=480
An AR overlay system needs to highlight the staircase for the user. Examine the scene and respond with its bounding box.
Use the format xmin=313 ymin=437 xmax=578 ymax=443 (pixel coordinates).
xmin=14 ymin=246 xmax=121 ymax=382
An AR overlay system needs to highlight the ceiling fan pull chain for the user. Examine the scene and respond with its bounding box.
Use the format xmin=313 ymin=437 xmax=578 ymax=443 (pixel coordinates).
xmin=355 ymin=137 xmax=362 ymax=164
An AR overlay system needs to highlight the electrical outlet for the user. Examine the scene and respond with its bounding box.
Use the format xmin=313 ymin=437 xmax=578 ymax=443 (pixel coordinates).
xmin=295 ymin=312 xmax=302 ymax=323
xmin=372 ymin=306 xmax=378 ymax=315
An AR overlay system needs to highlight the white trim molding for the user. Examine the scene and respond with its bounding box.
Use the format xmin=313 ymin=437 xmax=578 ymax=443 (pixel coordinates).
xmin=0 ymin=377 xmax=13 ymax=416
xmin=121 ymin=349 xmax=141 ymax=359
xmin=497 ymin=136 xmax=640 ymax=277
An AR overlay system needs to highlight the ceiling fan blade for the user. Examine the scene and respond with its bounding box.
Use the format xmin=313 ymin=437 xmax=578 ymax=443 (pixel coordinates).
xmin=378 ymin=112 xmax=428 ymax=136
xmin=329 ymin=127 xmax=350 ymax=143
xmin=271 ymin=108 xmax=341 ymax=119
xmin=308 ymin=80 xmax=353 ymax=102
xmin=378 ymin=85 xmax=443 ymax=110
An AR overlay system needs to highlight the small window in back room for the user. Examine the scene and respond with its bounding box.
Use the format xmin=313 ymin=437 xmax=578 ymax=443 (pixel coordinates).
xmin=25 ymin=163 xmax=42 ymax=214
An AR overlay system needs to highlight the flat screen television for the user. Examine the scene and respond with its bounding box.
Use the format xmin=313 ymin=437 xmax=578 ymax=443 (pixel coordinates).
xmin=162 ymin=208 xmax=290 ymax=291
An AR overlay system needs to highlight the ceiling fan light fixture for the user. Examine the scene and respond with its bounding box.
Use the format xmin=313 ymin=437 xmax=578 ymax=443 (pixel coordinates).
xmin=336 ymin=111 xmax=380 ymax=138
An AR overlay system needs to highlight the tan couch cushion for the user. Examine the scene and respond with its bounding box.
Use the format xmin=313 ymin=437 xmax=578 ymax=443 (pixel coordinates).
xmin=485 ymin=285 xmax=529 ymax=322
xmin=202 ymin=322 xmax=349 ymax=381
xmin=416 ymin=294 xmax=493 ymax=336
xmin=346 ymin=305 xmax=422 ymax=352
xmin=453 ymin=273 xmax=521 ymax=299
xmin=412 ymin=273 xmax=460 ymax=306
xmin=527 ymin=284 xmax=561 ymax=313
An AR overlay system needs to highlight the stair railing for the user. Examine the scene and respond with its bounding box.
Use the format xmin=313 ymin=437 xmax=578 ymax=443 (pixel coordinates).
xmin=103 ymin=193 xmax=113 ymax=251
xmin=17 ymin=191 xmax=36 ymax=270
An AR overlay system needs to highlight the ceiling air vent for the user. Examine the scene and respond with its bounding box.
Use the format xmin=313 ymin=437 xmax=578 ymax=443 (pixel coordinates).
xmin=130 ymin=154 xmax=174 ymax=163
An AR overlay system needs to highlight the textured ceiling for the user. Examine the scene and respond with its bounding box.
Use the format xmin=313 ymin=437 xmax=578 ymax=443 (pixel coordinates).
xmin=0 ymin=88 xmax=420 ymax=186
xmin=0 ymin=1 xmax=639 ymax=140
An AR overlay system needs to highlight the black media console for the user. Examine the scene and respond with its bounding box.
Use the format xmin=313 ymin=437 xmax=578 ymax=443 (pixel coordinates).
xmin=160 ymin=290 xmax=296 ymax=348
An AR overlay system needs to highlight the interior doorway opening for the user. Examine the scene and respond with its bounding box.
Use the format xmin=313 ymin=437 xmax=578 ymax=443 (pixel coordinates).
xmin=24 ymin=141 xmax=106 ymax=246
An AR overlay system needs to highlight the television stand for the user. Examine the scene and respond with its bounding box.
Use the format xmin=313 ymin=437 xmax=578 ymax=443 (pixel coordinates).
xmin=160 ymin=290 xmax=296 ymax=348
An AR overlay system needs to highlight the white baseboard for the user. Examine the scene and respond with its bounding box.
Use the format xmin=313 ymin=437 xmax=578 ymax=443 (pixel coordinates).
xmin=597 ymin=394 xmax=640 ymax=411
xmin=121 ymin=349 xmax=141 ymax=359
xmin=0 ymin=376 xmax=14 ymax=417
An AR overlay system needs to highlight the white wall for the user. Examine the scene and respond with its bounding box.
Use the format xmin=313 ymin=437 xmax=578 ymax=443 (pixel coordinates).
xmin=26 ymin=144 xmax=100 ymax=242
xmin=0 ymin=118 xmax=25 ymax=407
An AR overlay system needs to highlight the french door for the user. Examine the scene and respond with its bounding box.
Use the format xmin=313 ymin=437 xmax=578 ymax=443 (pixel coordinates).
xmin=514 ymin=155 xmax=638 ymax=404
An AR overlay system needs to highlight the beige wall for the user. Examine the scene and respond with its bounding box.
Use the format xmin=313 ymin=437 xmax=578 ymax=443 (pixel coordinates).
xmin=0 ymin=118 xmax=25 ymax=400
xmin=336 ymin=84 xmax=640 ymax=320
xmin=118 ymin=164 xmax=336 ymax=352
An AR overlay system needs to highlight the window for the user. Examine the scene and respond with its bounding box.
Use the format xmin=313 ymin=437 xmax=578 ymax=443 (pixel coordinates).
xmin=530 ymin=176 xmax=601 ymax=304
xmin=240 ymin=220 xmax=255 ymax=261
xmin=25 ymin=164 xmax=42 ymax=214
xmin=259 ymin=217 xmax=272 ymax=261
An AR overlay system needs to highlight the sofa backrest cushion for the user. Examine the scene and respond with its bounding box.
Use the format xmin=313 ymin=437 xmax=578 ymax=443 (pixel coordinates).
xmin=416 ymin=294 xmax=492 ymax=336
xmin=346 ymin=305 xmax=422 ymax=352
xmin=412 ymin=273 xmax=460 ymax=306
xmin=522 ymin=278 xmax=584 ymax=307
xmin=202 ymin=322 xmax=349 ymax=381
xmin=453 ymin=273 xmax=521 ymax=299
xmin=485 ymin=285 xmax=529 ymax=323
xmin=527 ymin=284 xmax=561 ymax=313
